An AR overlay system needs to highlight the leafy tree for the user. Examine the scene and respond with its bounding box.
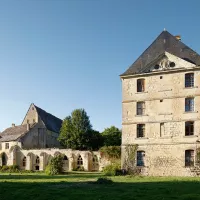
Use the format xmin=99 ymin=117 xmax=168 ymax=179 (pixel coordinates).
xmin=102 ymin=126 xmax=121 ymax=146
xmin=58 ymin=109 xmax=102 ymax=150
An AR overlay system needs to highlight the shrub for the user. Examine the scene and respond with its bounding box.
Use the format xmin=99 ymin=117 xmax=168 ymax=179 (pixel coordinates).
xmin=0 ymin=165 xmax=19 ymax=173
xmin=72 ymin=166 xmax=85 ymax=171
xmin=95 ymin=177 xmax=113 ymax=184
xmin=103 ymin=162 xmax=121 ymax=176
xmin=45 ymin=154 xmax=64 ymax=175
xmin=100 ymin=146 xmax=121 ymax=159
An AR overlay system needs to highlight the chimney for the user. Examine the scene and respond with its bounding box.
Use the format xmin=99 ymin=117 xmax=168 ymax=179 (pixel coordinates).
xmin=12 ymin=123 xmax=15 ymax=127
xmin=175 ymin=35 xmax=181 ymax=41
xmin=27 ymin=123 xmax=30 ymax=131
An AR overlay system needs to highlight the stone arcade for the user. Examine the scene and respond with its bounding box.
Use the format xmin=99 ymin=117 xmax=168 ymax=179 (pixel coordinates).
xmin=121 ymin=30 xmax=200 ymax=176
xmin=0 ymin=104 xmax=106 ymax=171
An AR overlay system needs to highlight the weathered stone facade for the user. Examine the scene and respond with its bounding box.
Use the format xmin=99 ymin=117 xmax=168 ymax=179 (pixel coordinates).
xmin=121 ymin=31 xmax=200 ymax=176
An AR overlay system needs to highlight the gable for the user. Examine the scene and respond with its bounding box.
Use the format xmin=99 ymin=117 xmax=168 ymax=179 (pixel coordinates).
xmin=121 ymin=31 xmax=200 ymax=76
xmin=22 ymin=103 xmax=38 ymax=125
xmin=142 ymin=52 xmax=196 ymax=73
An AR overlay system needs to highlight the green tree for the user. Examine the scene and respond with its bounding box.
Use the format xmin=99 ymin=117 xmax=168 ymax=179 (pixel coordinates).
xmin=102 ymin=126 xmax=121 ymax=146
xmin=58 ymin=109 xmax=102 ymax=150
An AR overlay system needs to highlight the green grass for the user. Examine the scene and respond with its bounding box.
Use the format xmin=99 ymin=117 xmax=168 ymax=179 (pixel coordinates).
xmin=1 ymin=172 xmax=200 ymax=200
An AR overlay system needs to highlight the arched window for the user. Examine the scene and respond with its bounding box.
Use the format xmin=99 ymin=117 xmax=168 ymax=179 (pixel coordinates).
xmin=77 ymin=155 xmax=83 ymax=166
xmin=137 ymin=151 xmax=145 ymax=166
xmin=93 ymin=155 xmax=98 ymax=163
xmin=185 ymin=150 xmax=194 ymax=167
xmin=63 ymin=155 xmax=68 ymax=161
xmin=36 ymin=156 xmax=40 ymax=164
xmin=22 ymin=157 xmax=26 ymax=167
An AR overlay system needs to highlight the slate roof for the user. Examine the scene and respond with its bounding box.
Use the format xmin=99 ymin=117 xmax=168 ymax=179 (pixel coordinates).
xmin=34 ymin=105 xmax=62 ymax=133
xmin=121 ymin=31 xmax=200 ymax=76
xmin=0 ymin=124 xmax=35 ymax=142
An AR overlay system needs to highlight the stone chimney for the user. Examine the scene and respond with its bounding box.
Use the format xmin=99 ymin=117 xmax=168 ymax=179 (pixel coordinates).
xmin=12 ymin=123 xmax=15 ymax=127
xmin=27 ymin=123 xmax=30 ymax=131
xmin=175 ymin=35 xmax=181 ymax=41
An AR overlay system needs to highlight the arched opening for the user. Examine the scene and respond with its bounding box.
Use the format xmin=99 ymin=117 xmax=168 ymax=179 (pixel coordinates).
xmin=22 ymin=157 xmax=26 ymax=167
xmin=92 ymin=155 xmax=99 ymax=171
xmin=62 ymin=155 xmax=69 ymax=172
xmin=1 ymin=152 xmax=7 ymax=166
xmin=77 ymin=155 xmax=83 ymax=169
xmin=35 ymin=156 xmax=40 ymax=170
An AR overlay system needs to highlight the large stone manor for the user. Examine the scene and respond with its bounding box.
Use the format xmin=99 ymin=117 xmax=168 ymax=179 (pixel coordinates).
xmin=0 ymin=104 xmax=106 ymax=171
xmin=121 ymin=30 xmax=200 ymax=176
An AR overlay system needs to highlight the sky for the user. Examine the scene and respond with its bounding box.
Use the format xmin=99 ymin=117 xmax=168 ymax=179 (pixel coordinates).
xmin=0 ymin=0 xmax=200 ymax=132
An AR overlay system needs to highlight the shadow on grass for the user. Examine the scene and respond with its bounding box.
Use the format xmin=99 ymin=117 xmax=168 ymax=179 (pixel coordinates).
xmin=1 ymin=176 xmax=200 ymax=200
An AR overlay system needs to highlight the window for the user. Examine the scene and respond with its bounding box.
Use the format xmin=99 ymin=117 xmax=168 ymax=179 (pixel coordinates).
xmin=160 ymin=123 xmax=164 ymax=137
xmin=137 ymin=79 xmax=145 ymax=92
xmin=185 ymin=150 xmax=194 ymax=167
xmin=5 ymin=143 xmax=9 ymax=149
xmin=36 ymin=156 xmax=40 ymax=164
xmin=160 ymin=76 xmax=163 ymax=79
xmin=137 ymin=151 xmax=145 ymax=166
xmin=185 ymin=98 xmax=194 ymax=112
xmin=22 ymin=157 xmax=26 ymax=167
xmin=137 ymin=102 xmax=145 ymax=115
xmin=33 ymin=119 xmax=35 ymax=123
xmin=27 ymin=119 xmax=29 ymax=124
xmin=77 ymin=155 xmax=83 ymax=167
xmin=185 ymin=73 xmax=194 ymax=88
xmin=63 ymin=155 xmax=68 ymax=161
xmin=137 ymin=124 xmax=145 ymax=138
xmin=160 ymin=100 xmax=163 ymax=102
xmin=185 ymin=121 xmax=194 ymax=136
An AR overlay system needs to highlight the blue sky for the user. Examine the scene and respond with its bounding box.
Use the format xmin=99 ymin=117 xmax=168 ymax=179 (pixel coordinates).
xmin=0 ymin=0 xmax=200 ymax=132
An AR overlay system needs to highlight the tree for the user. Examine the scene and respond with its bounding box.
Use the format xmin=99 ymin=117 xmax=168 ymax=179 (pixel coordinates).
xmin=102 ymin=126 xmax=121 ymax=146
xmin=58 ymin=109 xmax=102 ymax=150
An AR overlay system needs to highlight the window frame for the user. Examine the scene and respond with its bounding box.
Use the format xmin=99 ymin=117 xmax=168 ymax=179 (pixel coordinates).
xmin=185 ymin=73 xmax=194 ymax=88
xmin=185 ymin=121 xmax=194 ymax=136
xmin=136 ymin=102 xmax=145 ymax=115
xmin=137 ymin=79 xmax=145 ymax=93
xmin=5 ymin=143 xmax=9 ymax=149
xmin=185 ymin=150 xmax=194 ymax=167
xmin=137 ymin=124 xmax=145 ymax=138
xmin=137 ymin=151 xmax=145 ymax=167
xmin=185 ymin=97 xmax=194 ymax=112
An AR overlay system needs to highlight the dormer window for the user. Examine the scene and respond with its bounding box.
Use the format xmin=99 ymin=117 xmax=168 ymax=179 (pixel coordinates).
xmin=185 ymin=73 xmax=194 ymax=88
xmin=137 ymin=79 xmax=145 ymax=92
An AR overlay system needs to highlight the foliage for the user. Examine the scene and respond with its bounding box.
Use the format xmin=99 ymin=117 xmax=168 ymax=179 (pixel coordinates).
xmin=103 ymin=161 xmax=121 ymax=176
xmin=58 ymin=109 xmax=103 ymax=150
xmin=123 ymin=144 xmax=139 ymax=175
xmin=101 ymin=126 xmax=121 ymax=146
xmin=0 ymin=165 xmax=19 ymax=173
xmin=100 ymin=146 xmax=121 ymax=159
xmin=45 ymin=154 xmax=64 ymax=175
xmin=95 ymin=177 xmax=113 ymax=184
xmin=72 ymin=166 xmax=85 ymax=171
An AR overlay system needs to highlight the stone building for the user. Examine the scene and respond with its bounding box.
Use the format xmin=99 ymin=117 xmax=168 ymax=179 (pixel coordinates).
xmin=121 ymin=30 xmax=200 ymax=176
xmin=0 ymin=104 xmax=106 ymax=171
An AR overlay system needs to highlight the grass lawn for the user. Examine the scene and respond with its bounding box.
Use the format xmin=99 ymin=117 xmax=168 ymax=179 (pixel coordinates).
xmin=1 ymin=172 xmax=200 ymax=200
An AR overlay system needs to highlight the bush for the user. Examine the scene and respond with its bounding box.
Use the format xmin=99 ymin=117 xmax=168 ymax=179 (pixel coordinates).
xmin=100 ymin=146 xmax=121 ymax=159
xmin=45 ymin=154 xmax=64 ymax=175
xmin=72 ymin=166 xmax=85 ymax=171
xmin=95 ymin=177 xmax=113 ymax=184
xmin=103 ymin=162 xmax=121 ymax=176
xmin=0 ymin=165 xmax=19 ymax=173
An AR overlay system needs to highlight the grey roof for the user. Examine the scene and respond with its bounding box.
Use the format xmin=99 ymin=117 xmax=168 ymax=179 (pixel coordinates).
xmin=121 ymin=31 xmax=200 ymax=76
xmin=34 ymin=105 xmax=62 ymax=133
xmin=0 ymin=124 xmax=35 ymax=142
